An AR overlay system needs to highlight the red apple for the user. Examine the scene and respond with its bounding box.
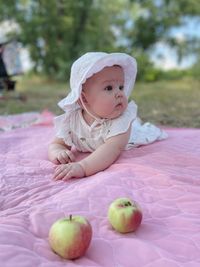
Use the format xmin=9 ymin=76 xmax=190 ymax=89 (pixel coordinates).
xmin=108 ymin=197 xmax=142 ymax=233
xmin=49 ymin=215 xmax=92 ymax=259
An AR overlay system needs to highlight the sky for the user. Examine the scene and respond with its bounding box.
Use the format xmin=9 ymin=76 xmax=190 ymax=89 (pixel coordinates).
xmin=0 ymin=18 xmax=199 ymax=72
xmin=150 ymin=17 xmax=200 ymax=70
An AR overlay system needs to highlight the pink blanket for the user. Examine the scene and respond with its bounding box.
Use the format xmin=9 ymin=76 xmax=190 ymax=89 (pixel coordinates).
xmin=0 ymin=112 xmax=200 ymax=267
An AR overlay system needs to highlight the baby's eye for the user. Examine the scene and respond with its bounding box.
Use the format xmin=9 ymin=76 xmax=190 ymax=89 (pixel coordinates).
xmin=119 ymin=85 xmax=124 ymax=90
xmin=104 ymin=85 xmax=113 ymax=91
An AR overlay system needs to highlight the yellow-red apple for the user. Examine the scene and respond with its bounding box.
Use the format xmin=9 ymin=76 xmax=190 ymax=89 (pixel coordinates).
xmin=49 ymin=215 xmax=92 ymax=259
xmin=108 ymin=197 xmax=142 ymax=233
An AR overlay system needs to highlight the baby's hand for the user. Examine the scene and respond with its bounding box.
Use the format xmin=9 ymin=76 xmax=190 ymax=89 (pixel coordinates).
xmin=53 ymin=162 xmax=85 ymax=181
xmin=52 ymin=149 xmax=75 ymax=164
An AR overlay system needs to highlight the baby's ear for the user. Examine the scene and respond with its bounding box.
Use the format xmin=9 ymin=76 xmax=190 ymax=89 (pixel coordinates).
xmin=80 ymin=92 xmax=88 ymax=104
xmin=78 ymin=92 xmax=88 ymax=107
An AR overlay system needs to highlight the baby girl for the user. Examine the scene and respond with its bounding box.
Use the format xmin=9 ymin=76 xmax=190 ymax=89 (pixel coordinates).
xmin=48 ymin=52 xmax=167 ymax=181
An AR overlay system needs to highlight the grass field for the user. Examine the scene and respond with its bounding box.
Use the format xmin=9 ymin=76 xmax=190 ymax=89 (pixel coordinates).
xmin=0 ymin=75 xmax=199 ymax=128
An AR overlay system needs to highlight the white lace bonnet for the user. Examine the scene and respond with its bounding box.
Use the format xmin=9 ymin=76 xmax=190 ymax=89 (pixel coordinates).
xmin=58 ymin=52 xmax=137 ymax=112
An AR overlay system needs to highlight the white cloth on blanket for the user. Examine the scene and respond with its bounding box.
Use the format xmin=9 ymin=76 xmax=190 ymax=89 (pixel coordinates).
xmin=127 ymin=117 xmax=168 ymax=149
xmin=54 ymin=100 xmax=167 ymax=152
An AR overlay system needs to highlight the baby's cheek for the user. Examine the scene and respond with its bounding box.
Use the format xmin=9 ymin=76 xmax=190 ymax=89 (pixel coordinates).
xmin=124 ymin=96 xmax=128 ymax=105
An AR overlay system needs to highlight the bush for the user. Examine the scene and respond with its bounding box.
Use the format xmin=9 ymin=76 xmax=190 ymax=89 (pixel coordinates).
xmin=134 ymin=52 xmax=161 ymax=82
xmin=158 ymin=69 xmax=188 ymax=80
xmin=188 ymin=61 xmax=200 ymax=80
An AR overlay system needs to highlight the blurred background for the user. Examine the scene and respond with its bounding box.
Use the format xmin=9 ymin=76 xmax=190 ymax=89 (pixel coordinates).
xmin=0 ymin=0 xmax=200 ymax=127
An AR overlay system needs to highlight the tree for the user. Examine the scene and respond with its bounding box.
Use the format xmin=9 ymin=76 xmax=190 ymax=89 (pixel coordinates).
xmin=0 ymin=0 xmax=124 ymax=78
xmin=124 ymin=0 xmax=200 ymax=61
xmin=0 ymin=0 xmax=199 ymax=79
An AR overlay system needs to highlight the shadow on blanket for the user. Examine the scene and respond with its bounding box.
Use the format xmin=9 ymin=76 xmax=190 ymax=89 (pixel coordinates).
xmin=0 ymin=112 xmax=200 ymax=267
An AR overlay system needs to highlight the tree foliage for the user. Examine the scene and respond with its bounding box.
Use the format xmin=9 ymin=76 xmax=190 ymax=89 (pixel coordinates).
xmin=0 ymin=0 xmax=199 ymax=80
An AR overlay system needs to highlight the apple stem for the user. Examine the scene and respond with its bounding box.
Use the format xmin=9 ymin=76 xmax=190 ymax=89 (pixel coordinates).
xmin=69 ymin=214 xmax=72 ymax=221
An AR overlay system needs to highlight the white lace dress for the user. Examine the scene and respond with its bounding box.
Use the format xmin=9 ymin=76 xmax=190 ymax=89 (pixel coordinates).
xmin=54 ymin=101 xmax=167 ymax=152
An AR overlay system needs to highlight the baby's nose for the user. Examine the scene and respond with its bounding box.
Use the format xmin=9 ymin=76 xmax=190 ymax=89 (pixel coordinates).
xmin=115 ymin=88 xmax=123 ymax=98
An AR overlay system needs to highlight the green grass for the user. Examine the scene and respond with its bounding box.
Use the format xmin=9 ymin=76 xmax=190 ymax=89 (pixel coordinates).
xmin=0 ymin=75 xmax=199 ymax=128
xmin=132 ymin=78 xmax=200 ymax=128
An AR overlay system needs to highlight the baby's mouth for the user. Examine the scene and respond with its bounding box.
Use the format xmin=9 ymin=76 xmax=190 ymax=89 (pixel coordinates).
xmin=115 ymin=103 xmax=123 ymax=109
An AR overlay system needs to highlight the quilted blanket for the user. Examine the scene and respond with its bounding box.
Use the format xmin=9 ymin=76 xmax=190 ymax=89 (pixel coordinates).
xmin=0 ymin=112 xmax=200 ymax=267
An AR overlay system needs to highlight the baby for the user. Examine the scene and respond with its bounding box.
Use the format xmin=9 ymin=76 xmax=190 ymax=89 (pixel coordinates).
xmin=48 ymin=52 xmax=167 ymax=181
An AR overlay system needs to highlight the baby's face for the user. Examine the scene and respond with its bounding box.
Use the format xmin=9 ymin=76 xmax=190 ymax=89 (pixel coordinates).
xmin=82 ymin=66 xmax=128 ymax=120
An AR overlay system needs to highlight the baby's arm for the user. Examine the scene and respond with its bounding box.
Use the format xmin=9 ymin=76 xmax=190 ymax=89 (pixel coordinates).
xmin=53 ymin=127 xmax=131 ymax=180
xmin=48 ymin=137 xmax=75 ymax=164
xmin=80 ymin=127 xmax=131 ymax=176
